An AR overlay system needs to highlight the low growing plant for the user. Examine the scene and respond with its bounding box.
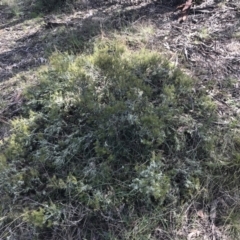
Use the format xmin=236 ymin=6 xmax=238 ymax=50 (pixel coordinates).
xmin=1 ymin=38 xmax=237 ymax=239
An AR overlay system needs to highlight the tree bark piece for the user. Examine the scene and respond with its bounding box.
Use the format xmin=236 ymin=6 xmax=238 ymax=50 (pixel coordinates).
xmin=176 ymin=0 xmax=193 ymax=22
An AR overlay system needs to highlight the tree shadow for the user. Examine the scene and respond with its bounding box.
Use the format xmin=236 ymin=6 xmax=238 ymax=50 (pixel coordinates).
xmin=0 ymin=0 xmax=176 ymax=82
xmin=2 ymin=0 xmax=237 ymax=85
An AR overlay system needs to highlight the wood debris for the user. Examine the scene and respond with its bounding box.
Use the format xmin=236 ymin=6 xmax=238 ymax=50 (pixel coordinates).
xmin=176 ymin=0 xmax=193 ymax=22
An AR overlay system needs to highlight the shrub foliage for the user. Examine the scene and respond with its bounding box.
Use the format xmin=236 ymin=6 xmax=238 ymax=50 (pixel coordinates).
xmin=1 ymin=39 xmax=236 ymax=239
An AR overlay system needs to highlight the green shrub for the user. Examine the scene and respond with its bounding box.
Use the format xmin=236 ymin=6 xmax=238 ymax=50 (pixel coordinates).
xmin=0 ymin=39 xmax=222 ymax=239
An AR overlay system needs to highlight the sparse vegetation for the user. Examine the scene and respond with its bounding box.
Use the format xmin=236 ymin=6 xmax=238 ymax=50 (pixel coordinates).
xmin=1 ymin=0 xmax=240 ymax=239
xmin=0 ymin=0 xmax=21 ymax=17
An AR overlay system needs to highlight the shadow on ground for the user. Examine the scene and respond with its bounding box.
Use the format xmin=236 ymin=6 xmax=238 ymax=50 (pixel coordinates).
xmin=0 ymin=0 xmax=239 ymax=84
xmin=0 ymin=0 xmax=176 ymax=82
